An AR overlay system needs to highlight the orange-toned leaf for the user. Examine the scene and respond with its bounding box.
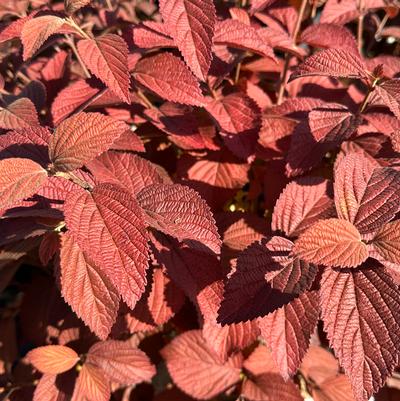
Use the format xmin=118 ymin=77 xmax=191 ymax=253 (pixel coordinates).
xmin=0 ymin=98 xmax=40 ymax=129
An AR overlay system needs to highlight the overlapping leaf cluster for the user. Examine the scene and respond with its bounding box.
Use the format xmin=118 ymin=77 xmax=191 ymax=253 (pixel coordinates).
xmin=1 ymin=0 xmax=400 ymax=401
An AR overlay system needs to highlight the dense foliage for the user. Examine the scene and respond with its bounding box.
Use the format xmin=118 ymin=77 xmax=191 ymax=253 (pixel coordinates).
xmin=1 ymin=0 xmax=400 ymax=400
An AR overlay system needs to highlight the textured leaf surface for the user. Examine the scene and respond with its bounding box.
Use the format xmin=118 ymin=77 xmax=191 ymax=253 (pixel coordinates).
xmin=65 ymin=0 xmax=91 ymax=14
xmin=137 ymin=183 xmax=221 ymax=254
xmin=334 ymin=153 xmax=400 ymax=234
xmin=87 ymin=340 xmax=156 ymax=385
xmin=49 ymin=112 xmax=127 ymax=172
xmin=375 ymin=79 xmax=400 ymax=120
xmin=0 ymin=158 xmax=48 ymax=210
xmin=159 ymin=0 xmax=215 ymax=80
xmin=0 ymin=98 xmax=40 ymax=129
xmin=371 ymin=221 xmax=400 ymax=265
xmin=213 ymin=19 xmax=276 ymax=60
xmin=27 ymin=345 xmax=79 ymax=374
xmin=87 ymin=151 xmax=169 ymax=195
xmin=258 ymin=291 xmax=320 ymax=379
xmin=289 ymin=49 xmax=367 ymax=81
xmin=272 ymin=177 xmax=335 ymax=238
xmin=77 ymin=34 xmax=130 ymax=103
xmin=294 ymin=218 xmax=368 ymax=268
xmin=320 ymin=266 xmax=400 ymax=401
xmin=131 ymin=22 xmax=175 ymax=49
xmin=133 ymin=52 xmax=205 ymax=106
xmin=161 ymin=330 xmax=242 ymax=399
xmin=72 ymin=363 xmax=110 ymax=401
xmin=21 ymin=16 xmax=66 ymax=60
xmin=60 ymin=233 xmax=120 ymax=340
xmin=64 ymin=183 xmax=150 ymax=309
xmin=33 ymin=373 xmax=74 ymax=401
xmin=218 ymin=236 xmax=316 ymax=324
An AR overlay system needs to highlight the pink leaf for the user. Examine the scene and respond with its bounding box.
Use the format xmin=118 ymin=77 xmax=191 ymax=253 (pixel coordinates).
xmin=0 ymin=98 xmax=40 ymax=129
xmin=64 ymin=183 xmax=150 ymax=309
xmin=137 ymin=183 xmax=221 ymax=254
xmin=133 ymin=52 xmax=205 ymax=106
xmin=60 ymin=232 xmax=120 ymax=340
xmin=375 ymin=79 xmax=400 ymax=119
xmin=159 ymin=0 xmax=215 ymax=81
xmin=87 ymin=340 xmax=156 ymax=385
xmin=27 ymin=345 xmax=79 ymax=374
xmin=214 ymin=19 xmax=276 ymax=61
xmin=0 ymin=158 xmax=48 ymax=210
xmin=289 ymin=49 xmax=367 ymax=82
xmin=161 ymin=330 xmax=242 ymax=399
xmin=334 ymin=152 xmax=400 ymax=234
xmin=258 ymin=290 xmax=320 ymax=379
xmin=49 ymin=112 xmax=127 ymax=172
xmin=320 ymin=265 xmax=400 ymax=401
xmin=294 ymin=218 xmax=368 ymax=268
xmin=272 ymin=177 xmax=335 ymax=238
xmin=72 ymin=363 xmax=110 ymax=401
xmin=77 ymin=34 xmax=131 ymax=103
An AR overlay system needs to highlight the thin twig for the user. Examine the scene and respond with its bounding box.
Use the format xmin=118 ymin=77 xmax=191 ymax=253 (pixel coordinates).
xmin=67 ymin=87 xmax=109 ymax=118
xmin=375 ymin=12 xmax=389 ymax=41
xmin=136 ymin=89 xmax=154 ymax=109
xmin=234 ymin=62 xmax=242 ymax=84
xmin=359 ymin=78 xmax=379 ymax=113
xmin=357 ymin=0 xmax=365 ymax=55
xmin=65 ymin=35 xmax=91 ymax=79
xmin=276 ymin=0 xmax=308 ymax=105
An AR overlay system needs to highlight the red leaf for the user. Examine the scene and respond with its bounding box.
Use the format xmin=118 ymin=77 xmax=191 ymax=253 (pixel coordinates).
xmin=294 ymin=218 xmax=368 ymax=268
xmin=133 ymin=52 xmax=205 ymax=106
xmin=272 ymin=177 xmax=335 ymax=238
xmin=218 ymin=236 xmax=316 ymax=324
xmin=300 ymin=23 xmax=358 ymax=52
xmin=161 ymin=330 xmax=242 ymax=399
xmin=137 ymin=183 xmax=221 ymax=254
xmin=72 ymin=363 xmax=110 ymax=401
xmin=371 ymin=220 xmax=400 ymax=265
xmin=64 ymin=183 xmax=150 ymax=309
xmin=258 ymin=290 xmax=320 ymax=379
xmin=87 ymin=340 xmax=156 ymax=385
xmin=48 ymin=112 xmax=127 ymax=172
xmin=77 ymin=34 xmax=130 ymax=103
xmin=205 ymin=92 xmax=261 ymax=161
xmin=123 ymin=267 xmax=185 ymax=333
xmin=39 ymin=231 xmax=60 ymax=265
xmin=65 ymin=0 xmax=91 ymax=14
xmin=27 ymin=345 xmax=79 ymax=374
xmin=131 ymin=21 xmax=175 ymax=49
xmin=320 ymin=265 xmax=400 ymax=401
xmin=87 ymin=151 xmax=170 ymax=195
xmin=289 ymin=49 xmax=367 ymax=81
xmin=334 ymin=152 xmax=400 ymax=234
xmin=0 ymin=158 xmax=48 ymax=210
xmin=60 ymin=233 xmax=120 ymax=340
xmin=0 ymin=98 xmax=40 ymax=129
xmin=242 ymin=344 xmax=303 ymax=401
xmin=213 ymin=19 xmax=276 ymax=61
xmin=313 ymin=375 xmax=356 ymax=401
xmin=286 ymin=104 xmax=361 ymax=176
xmin=21 ymin=16 xmax=66 ymax=60
xmin=375 ymin=79 xmax=400 ymax=119
xmin=159 ymin=0 xmax=215 ymax=81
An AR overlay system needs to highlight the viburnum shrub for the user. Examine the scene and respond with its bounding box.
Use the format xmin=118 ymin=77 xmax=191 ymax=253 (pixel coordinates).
xmin=2 ymin=0 xmax=400 ymax=400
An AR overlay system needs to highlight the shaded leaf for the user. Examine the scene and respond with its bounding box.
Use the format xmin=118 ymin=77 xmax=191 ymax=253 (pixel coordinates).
xmin=294 ymin=218 xmax=368 ymax=268
xmin=0 ymin=98 xmax=40 ymax=129
xmin=375 ymin=79 xmax=400 ymax=119
xmin=371 ymin=221 xmax=400 ymax=265
xmin=65 ymin=0 xmax=91 ymax=14
xmin=72 ymin=363 xmax=110 ymax=401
